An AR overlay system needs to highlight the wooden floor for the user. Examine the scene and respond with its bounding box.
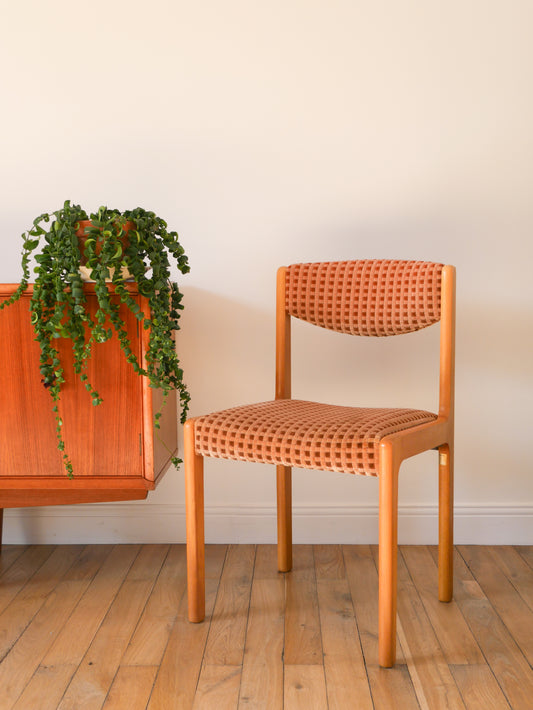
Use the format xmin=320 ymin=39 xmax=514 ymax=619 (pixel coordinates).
xmin=0 ymin=544 xmax=532 ymax=710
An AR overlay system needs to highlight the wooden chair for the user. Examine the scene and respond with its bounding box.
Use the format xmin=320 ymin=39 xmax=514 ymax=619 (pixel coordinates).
xmin=184 ymin=260 xmax=455 ymax=667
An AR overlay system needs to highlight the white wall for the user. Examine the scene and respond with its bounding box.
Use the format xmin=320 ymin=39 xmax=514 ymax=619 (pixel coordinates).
xmin=2 ymin=1 xmax=532 ymax=544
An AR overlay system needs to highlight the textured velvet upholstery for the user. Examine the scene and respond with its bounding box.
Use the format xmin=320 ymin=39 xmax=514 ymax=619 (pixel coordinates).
xmin=194 ymin=399 xmax=437 ymax=477
xmin=286 ymin=260 xmax=443 ymax=336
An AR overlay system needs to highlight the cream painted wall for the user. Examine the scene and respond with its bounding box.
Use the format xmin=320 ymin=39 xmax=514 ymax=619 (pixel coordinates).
xmin=1 ymin=1 xmax=532 ymax=543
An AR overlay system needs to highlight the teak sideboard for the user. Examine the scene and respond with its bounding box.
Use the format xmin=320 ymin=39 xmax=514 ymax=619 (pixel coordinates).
xmin=0 ymin=284 xmax=178 ymax=539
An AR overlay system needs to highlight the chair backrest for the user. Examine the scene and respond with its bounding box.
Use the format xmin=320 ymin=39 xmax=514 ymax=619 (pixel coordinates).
xmin=276 ymin=259 xmax=455 ymax=419
xmin=284 ymin=260 xmax=443 ymax=336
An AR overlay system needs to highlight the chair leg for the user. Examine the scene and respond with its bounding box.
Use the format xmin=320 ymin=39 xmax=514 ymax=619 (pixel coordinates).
xmin=184 ymin=420 xmax=205 ymax=623
xmin=276 ymin=465 xmax=292 ymax=572
xmin=378 ymin=447 xmax=399 ymax=668
xmin=0 ymin=509 xmax=3 ymax=549
xmin=438 ymin=442 xmax=454 ymax=602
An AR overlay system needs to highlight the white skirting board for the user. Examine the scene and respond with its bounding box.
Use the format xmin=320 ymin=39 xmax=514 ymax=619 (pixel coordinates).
xmin=2 ymin=503 xmax=532 ymax=545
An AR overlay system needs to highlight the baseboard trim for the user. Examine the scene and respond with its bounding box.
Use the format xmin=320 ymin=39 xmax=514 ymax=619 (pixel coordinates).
xmin=3 ymin=503 xmax=532 ymax=545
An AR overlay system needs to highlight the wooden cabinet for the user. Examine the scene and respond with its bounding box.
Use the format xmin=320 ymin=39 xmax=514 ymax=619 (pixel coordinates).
xmin=0 ymin=284 xmax=177 ymax=510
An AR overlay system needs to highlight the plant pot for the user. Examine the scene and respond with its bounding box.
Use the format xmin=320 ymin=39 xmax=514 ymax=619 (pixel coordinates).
xmin=76 ymin=220 xmax=135 ymax=281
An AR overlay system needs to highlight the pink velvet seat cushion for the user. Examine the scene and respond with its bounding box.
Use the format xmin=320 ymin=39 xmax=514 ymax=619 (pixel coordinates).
xmin=194 ymin=399 xmax=438 ymax=477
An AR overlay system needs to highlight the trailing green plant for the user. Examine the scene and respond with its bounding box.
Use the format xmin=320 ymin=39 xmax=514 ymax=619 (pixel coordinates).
xmin=0 ymin=200 xmax=190 ymax=477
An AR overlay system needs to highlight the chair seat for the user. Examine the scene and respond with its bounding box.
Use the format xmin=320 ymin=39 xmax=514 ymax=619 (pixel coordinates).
xmin=194 ymin=399 xmax=438 ymax=476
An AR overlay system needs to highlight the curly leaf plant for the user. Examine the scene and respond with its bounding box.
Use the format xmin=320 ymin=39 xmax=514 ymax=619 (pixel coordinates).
xmin=0 ymin=200 xmax=190 ymax=477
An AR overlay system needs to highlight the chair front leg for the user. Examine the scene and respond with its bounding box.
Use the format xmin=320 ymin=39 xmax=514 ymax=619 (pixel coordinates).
xmin=438 ymin=442 xmax=454 ymax=602
xmin=378 ymin=444 xmax=399 ymax=668
xmin=276 ymin=465 xmax=292 ymax=572
xmin=184 ymin=419 xmax=205 ymax=623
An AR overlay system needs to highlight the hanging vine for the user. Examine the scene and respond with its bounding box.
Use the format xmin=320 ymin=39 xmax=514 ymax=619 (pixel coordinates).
xmin=0 ymin=200 xmax=190 ymax=477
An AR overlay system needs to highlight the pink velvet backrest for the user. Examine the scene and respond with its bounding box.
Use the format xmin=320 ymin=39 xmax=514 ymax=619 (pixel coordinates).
xmin=285 ymin=260 xmax=443 ymax=336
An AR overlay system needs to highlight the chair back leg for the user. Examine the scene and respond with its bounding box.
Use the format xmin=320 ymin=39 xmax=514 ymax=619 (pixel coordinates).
xmin=276 ymin=465 xmax=293 ymax=572
xmin=184 ymin=419 xmax=206 ymax=622
xmin=438 ymin=442 xmax=454 ymax=602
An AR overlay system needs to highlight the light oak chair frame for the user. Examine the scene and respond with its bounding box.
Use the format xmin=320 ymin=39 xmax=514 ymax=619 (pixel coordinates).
xmin=184 ymin=262 xmax=455 ymax=668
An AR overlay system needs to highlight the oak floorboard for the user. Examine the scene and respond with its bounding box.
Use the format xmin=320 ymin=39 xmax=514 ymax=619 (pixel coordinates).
xmin=0 ymin=546 xmax=27 ymax=578
xmin=122 ymin=545 xmax=187 ymax=666
xmin=0 ymin=545 xmax=56 ymax=616
xmin=57 ymin=545 xmax=168 ymax=710
xmin=459 ymin=545 xmax=533 ymax=667
xmin=315 ymin=542 xmax=373 ymax=709
xmin=382 ymin=547 xmax=465 ymax=710
xmin=102 ymin=665 xmax=158 ymax=710
xmin=1 ymin=543 xmax=532 ymax=709
xmin=147 ymin=545 xmax=227 ymax=710
xmin=194 ymin=545 xmax=255 ymax=706
xmin=41 ymin=545 xmax=140 ymax=668
xmin=450 ymin=664 xmax=511 ymax=710
xmin=343 ymin=545 xmax=419 ymax=710
xmin=202 ymin=544 xmax=255 ymax=667
xmin=192 ymin=665 xmax=242 ymax=710
xmin=401 ymin=545 xmax=483 ymax=665
xmin=284 ymin=665 xmax=328 ymax=710
xmin=250 ymin=543 xmax=278 ymax=579
xmin=14 ymin=545 xmax=141 ymax=708
xmin=284 ymin=545 xmax=322 ymax=666
xmin=238 ymin=547 xmax=284 ymax=709
xmin=0 ymin=546 xmax=111 ymax=710
xmin=453 ymin=547 xmax=533 ymax=710
xmin=314 ymin=544 xmax=346 ymax=580
xmin=515 ymin=545 xmax=533 ymax=570
xmin=11 ymin=664 xmax=78 ymax=710
xmin=0 ymin=545 xmax=84 ymax=661
xmin=317 ymin=579 xmax=373 ymax=710
xmin=489 ymin=546 xmax=533 ymax=612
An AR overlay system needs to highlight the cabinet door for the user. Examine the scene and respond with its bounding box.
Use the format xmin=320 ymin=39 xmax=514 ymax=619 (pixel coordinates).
xmin=0 ymin=291 xmax=144 ymax=478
